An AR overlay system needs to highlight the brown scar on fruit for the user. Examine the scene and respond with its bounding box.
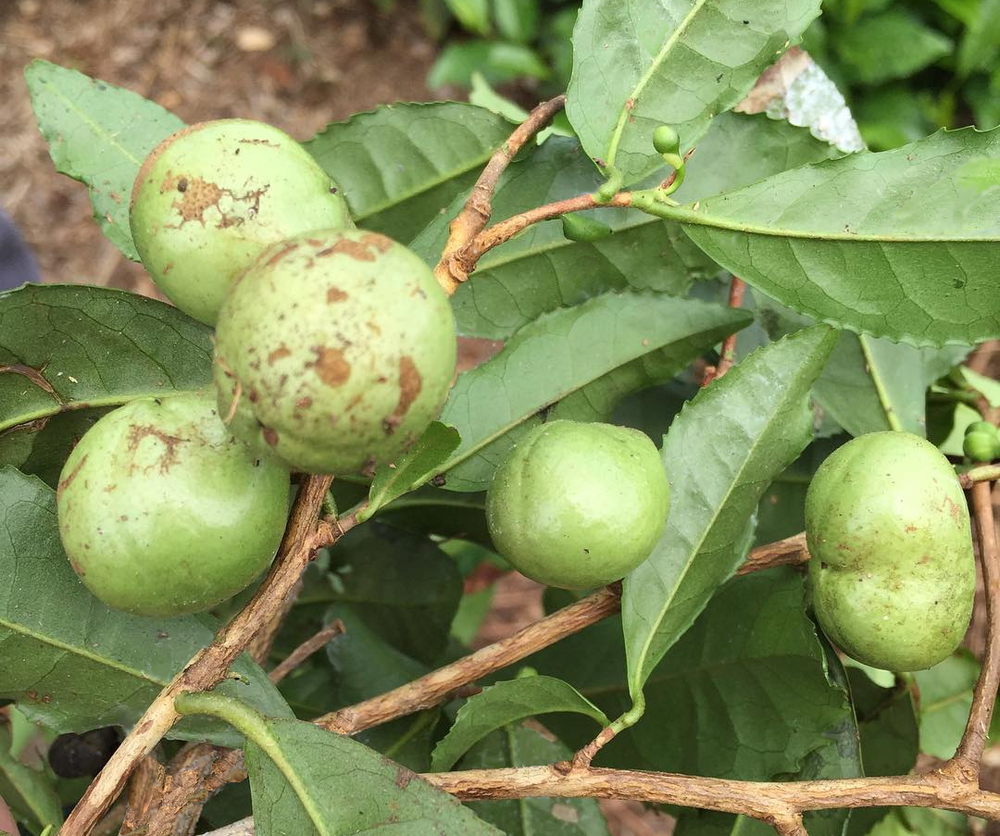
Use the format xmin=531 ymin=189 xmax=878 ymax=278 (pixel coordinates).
xmin=0 ymin=363 xmax=61 ymax=400
xmin=316 ymin=239 xmax=377 ymax=261
xmin=237 ymin=138 xmax=280 ymax=147
xmin=262 ymin=427 xmax=279 ymax=447
xmin=127 ymin=425 xmax=187 ymax=473
xmin=268 ymin=346 xmax=292 ymax=365
xmin=296 ymin=397 xmax=313 ymax=409
xmin=943 ymin=496 xmax=962 ymax=524
xmin=311 ymin=346 xmax=351 ymax=386
xmin=326 ymin=287 xmax=348 ymax=303
xmin=394 ymin=355 xmax=422 ymax=418
xmin=57 ymin=454 xmax=88 ymax=498
xmin=360 ymin=232 xmax=393 ymax=253
xmin=265 ymin=241 xmax=299 ymax=267
xmin=161 ymin=172 xmax=268 ymax=229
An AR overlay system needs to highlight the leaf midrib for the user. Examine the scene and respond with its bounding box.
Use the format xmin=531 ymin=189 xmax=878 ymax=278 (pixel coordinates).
xmin=605 ymin=0 xmax=710 ymax=170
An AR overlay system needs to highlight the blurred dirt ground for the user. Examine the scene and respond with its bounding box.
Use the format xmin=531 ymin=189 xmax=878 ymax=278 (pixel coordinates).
xmin=0 ymin=0 xmax=437 ymax=293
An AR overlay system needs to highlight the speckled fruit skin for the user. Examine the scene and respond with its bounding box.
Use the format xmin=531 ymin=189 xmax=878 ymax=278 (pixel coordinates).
xmin=806 ymin=431 xmax=975 ymax=672
xmin=130 ymin=119 xmax=352 ymax=325
xmin=213 ymin=228 xmax=457 ymax=476
xmin=485 ymin=420 xmax=670 ymax=589
xmin=56 ymin=391 xmax=290 ymax=617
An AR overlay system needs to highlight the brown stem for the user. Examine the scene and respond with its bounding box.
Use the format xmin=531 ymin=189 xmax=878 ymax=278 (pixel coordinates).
xmin=168 ymin=765 xmax=1000 ymax=836
xmin=420 ymin=766 xmax=1000 ymax=820
xmin=269 ymin=619 xmax=346 ymax=685
xmin=571 ymin=725 xmax=617 ymax=770
xmin=949 ymin=480 xmax=1000 ymax=780
xmin=737 ymin=532 xmax=809 ymax=575
xmin=703 ymin=276 xmax=747 ymax=386
xmin=60 ymin=474 xmax=343 ymax=836
xmin=465 ymin=192 xmax=632 ymax=269
xmin=434 ymin=94 xmax=567 ymax=294
xmin=320 ymin=532 xmax=812 ymax=735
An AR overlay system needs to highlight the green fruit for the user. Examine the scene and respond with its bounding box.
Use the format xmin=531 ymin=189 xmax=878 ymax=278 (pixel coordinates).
xmin=213 ymin=228 xmax=457 ymax=475
xmin=130 ymin=119 xmax=352 ymax=325
xmin=964 ymin=430 xmax=1000 ymax=462
xmin=652 ymin=125 xmax=680 ymax=155
xmin=806 ymin=431 xmax=975 ymax=672
xmin=561 ymin=213 xmax=612 ymax=242
xmin=965 ymin=420 xmax=997 ymax=437
xmin=56 ymin=391 xmax=290 ymax=617
xmin=485 ymin=420 xmax=670 ymax=589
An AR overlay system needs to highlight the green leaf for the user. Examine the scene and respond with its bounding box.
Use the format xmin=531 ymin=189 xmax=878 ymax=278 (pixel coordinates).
xmin=458 ymin=723 xmax=611 ymax=836
xmin=176 ymin=694 xmax=502 ymax=836
xmin=755 ymin=294 xmax=970 ymax=437
xmin=437 ymin=291 xmax=752 ymax=492
xmin=24 ymin=60 xmax=185 ymax=261
xmin=0 ymin=720 xmax=62 ymax=832
xmin=623 ymin=326 xmax=837 ymax=701
xmin=957 ymin=0 xmax=1000 ymax=77
xmin=444 ymin=0 xmax=491 ymax=34
xmin=836 ymin=11 xmax=952 ymax=84
xmin=428 ymin=41 xmax=550 ymax=88
xmin=913 ymin=652 xmax=980 ymax=759
xmin=430 ymin=675 xmax=608 ymax=771
xmin=315 ymin=523 xmax=464 ymax=668
xmin=0 ymin=409 xmax=108 ymax=490
xmin=526 ymin=570 xmax=856 ymax=786
xmin=0 ymin=467 xmax=289 ymax=744
xmin=565 ymin=0 xmax=822 ymax=185
xmin=302 ymin=103 xmax=513 ymax=243
xmin=374 ymin=487 xmax=491 ymax=546
xmin=427 ymin=114 xmax=838 ymax=340
xmin=671 ymin=127 xmax=1000 ymax=346
xmin=0 ymin=285 xmax=212 ymax=434
xmin=494 ymin=0 xmax=541 ymax=42
xmin=360 ymin=423 xmax=461 ymax=522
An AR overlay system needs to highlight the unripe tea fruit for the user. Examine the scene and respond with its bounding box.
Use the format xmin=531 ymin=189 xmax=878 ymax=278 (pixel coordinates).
xmin=57 ymin=392 xmax=290 ymax=617
xmin=213 ymin=229 xmax=457 ymax=475
xmin=964 ymin=430 xmax=1000 ymax=462
xmin=486 ymin=420 xmax=670 ymax=589
xmin=130 ymin=119 xmax=352 ymax=324
xmin=806 ymin=432 xmax=974 ymax=671
xmin=652 ymin=125 xmax=680 ymax=155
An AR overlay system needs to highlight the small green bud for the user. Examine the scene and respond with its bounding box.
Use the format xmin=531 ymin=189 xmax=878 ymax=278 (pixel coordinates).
xmin=964 ymin=430 xmax=1000 ymax=463
xmin=561 ymin=214 xmax=613 ymax=243
xmin=965 ymin=420 xmax=997 ymax=437
xmin=652 ymin=125 xmax=680 ymax=156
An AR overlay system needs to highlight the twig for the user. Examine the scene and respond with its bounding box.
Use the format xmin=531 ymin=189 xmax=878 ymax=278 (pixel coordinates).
xmin=703 ymin=277 xmax=747 ymax=385
xmin=949 ymin=480 xmax=1000 ymax=781
xmin=434 ymin=94 xmax=567 ymax=294
xmin=59 ymin=474 xmax=344 ymax=836
xmin=201 ymin=767 xmax=1000 ymax=836
xmin=737 ymin=532 xmax=809 ymax=575
xmin=269 ymin=619 xmax=346 ymax=685
xmin=320 ymin=532 xmax=812 ymax=735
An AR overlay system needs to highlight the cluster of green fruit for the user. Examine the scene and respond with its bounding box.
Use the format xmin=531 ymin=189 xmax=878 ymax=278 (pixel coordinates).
xmin=57 ymin=119 xmax=456 ymax=617
xmin=964 ymin=421 xmax=1000 ymax=463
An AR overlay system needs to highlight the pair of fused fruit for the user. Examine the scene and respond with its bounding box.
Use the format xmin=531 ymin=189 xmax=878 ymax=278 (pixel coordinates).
xmin=57 ymin=119 xmax=456 ymax=617
xmin=806 ymin=432 xmax=975 ymax=672
xmin=963 ymin=420 xmax=1000 ymax=463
